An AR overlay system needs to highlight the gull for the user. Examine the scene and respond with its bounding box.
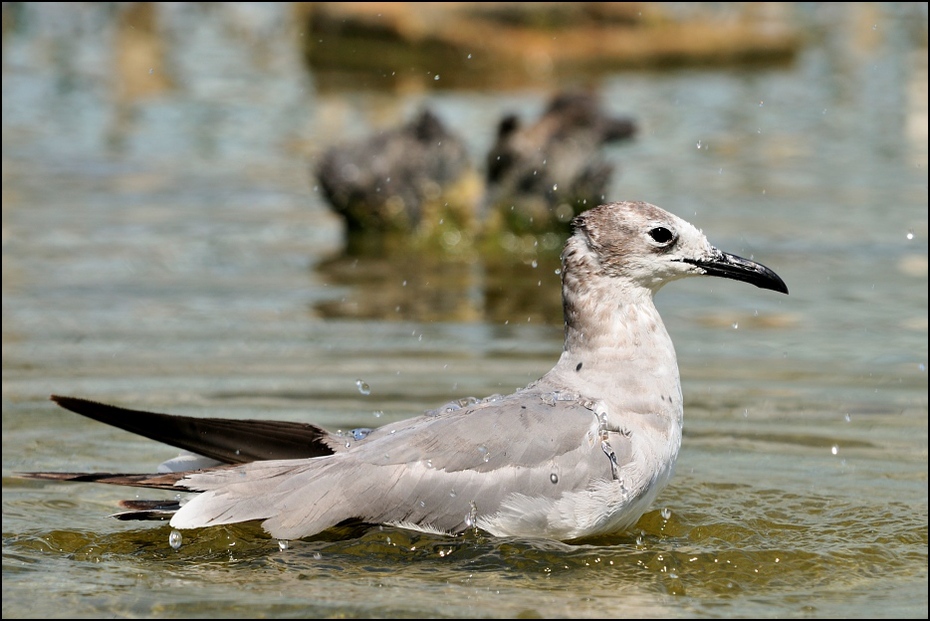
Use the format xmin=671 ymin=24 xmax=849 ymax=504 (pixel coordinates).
xmin=23 ymin=201 xmax=788 ymax=542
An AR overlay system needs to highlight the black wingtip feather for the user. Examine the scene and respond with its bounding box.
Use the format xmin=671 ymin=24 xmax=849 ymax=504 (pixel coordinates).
xmin=48 ymin=395 xmax=338 ymax=464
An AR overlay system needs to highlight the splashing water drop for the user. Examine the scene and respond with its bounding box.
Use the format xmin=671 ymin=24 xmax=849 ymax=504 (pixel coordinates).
xmin=356 ymin=379 xmax=371 ymax=395
xmin=278 ymin=540 xmax=289 ymax=551
xmin=660 ymin=507 xmax=672 ymax=520
xmin=169 ymin=530 xmax=182 ymax=550
xmin=464 ymin=501 xmax=479 ymax=529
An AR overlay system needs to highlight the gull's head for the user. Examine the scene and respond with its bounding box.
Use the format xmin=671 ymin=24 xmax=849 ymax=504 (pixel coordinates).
xmin=566 ymin=201 xmax=788 ymax=295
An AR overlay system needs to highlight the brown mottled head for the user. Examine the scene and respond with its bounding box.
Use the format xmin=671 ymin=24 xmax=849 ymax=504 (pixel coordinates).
xmin=565 ymin=201 xmax=788 ymax=294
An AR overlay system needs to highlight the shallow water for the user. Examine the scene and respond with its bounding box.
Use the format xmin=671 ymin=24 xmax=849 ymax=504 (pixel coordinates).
xmin=2 ymin=4 xmax=927 ymax=619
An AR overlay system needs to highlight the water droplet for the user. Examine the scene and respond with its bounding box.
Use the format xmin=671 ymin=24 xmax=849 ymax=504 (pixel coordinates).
xmin=278 ymin=540 xmax=289 ymax=551
xmin=531 ymin=259 xmax=538 ymax=268
xmin=758 ymin=100 xmax=764 ymax=107
xmin=732 ymin=322 xmax=739 ymax=330
xmin=373 ymin=410 xmax=383 ymax=418
xmin=831 ymin=445 xmax=839 ymax=455
xmin=169 ymin=530 xmax=182 ymax=549
xmin=906 ymin=230 xmax=914 ymax=240
xmin=696 ymin=140 xmax=702 ymax=149
xmin=312 ymin=551 xmax=322 ymax=560
xmin=552 ymin=183 xmax=558 ymax=191
xmin=356 ymin=379 xmax=371 ymax=395
xmin=434 ymin=74 xmax=440 ymax=81
xmin=351 ymin=428 xmax=371 ymax=441
xmin=464 ymin=501 xmax=478 ymax=528
xmin=467 ymin=53 xmax=472 ymax=59
xmin=844 ymin=413 xmax=851 ymax=422
xmin=477 ymin=445 xmax=490 ymax=462
xmin=554 ymin=268 xmax=561 ymax=275
xmin=550 ymin=473 xmax=559 ymax=484
xmin=449 ymin=489 xmax=457 ymax=498
xmin=148 ymin=68 xmax=154 ymax=75
xmin=660 ymin=507 xmax=672 ymax=520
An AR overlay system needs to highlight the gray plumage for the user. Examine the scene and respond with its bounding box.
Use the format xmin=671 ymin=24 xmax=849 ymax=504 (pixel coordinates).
xmin=25 ymin=201 xmax=787 ymax=541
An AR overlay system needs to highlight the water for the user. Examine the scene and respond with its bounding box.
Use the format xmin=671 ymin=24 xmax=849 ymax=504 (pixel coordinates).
xmin=2 ymin=4 xmax=927 ymax=618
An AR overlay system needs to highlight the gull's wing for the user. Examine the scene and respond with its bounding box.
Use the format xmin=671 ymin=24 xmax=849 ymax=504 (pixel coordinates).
xmin=171 ymin=390 xmax=635 ymax=540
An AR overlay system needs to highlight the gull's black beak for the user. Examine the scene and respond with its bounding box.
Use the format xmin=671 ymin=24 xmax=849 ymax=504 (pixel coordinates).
xmin=685 ymin=250 xmax=789 ymax=294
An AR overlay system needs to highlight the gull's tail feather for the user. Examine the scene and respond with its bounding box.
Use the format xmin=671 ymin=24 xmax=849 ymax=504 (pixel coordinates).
xmin=19 ymin=470 xmax=189 ymax=521
xmin=49 ymin=395 xmax=338 ymax=464
xmin=113 ymin=499 xmax=182 ymax=521
xmin=18 ymin=470 xmax=190 ymax=489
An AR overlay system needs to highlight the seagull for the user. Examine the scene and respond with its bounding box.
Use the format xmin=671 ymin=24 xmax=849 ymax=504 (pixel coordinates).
xmin=23 ymin=201 xmax=788 ymax=542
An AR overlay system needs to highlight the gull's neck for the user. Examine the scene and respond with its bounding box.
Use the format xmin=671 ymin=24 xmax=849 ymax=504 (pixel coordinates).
xmin=539 ymin=236 xmax=683 ymax=428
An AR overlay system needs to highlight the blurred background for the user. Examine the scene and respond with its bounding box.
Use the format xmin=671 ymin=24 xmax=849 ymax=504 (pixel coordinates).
xmin=2 ymin=3 xmax=927 ymax=619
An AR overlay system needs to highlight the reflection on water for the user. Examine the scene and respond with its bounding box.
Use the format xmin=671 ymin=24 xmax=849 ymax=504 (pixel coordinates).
xmin=315 ymin=238 xmax=565 ymax=324
xmin=2 ymin=3 xmax=927 ymax=620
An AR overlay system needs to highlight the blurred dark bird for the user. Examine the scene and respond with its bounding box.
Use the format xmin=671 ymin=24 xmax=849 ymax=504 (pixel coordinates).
xmin=484 ymin=90 xmax=637 ymax=234
xmin=315 ymin=109 xmax=481 ymax=238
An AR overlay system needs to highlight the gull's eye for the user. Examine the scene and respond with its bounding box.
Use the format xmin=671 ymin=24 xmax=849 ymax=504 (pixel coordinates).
xmin=648 ymin=226 xmax=675 ymax=246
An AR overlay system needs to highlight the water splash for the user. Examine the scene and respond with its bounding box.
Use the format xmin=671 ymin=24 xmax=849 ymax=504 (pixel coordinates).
xmin=350 ymin=428 xmax=371 ymax=441
xmin=464 ymin=501 xmax=478 ymax=529
xmin=356 ymin=379 xmax=371 ymax=395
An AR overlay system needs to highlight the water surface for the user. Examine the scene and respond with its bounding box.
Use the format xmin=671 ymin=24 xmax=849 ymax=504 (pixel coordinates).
xmin=2 ymin=4 xmax=927 ymax=619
